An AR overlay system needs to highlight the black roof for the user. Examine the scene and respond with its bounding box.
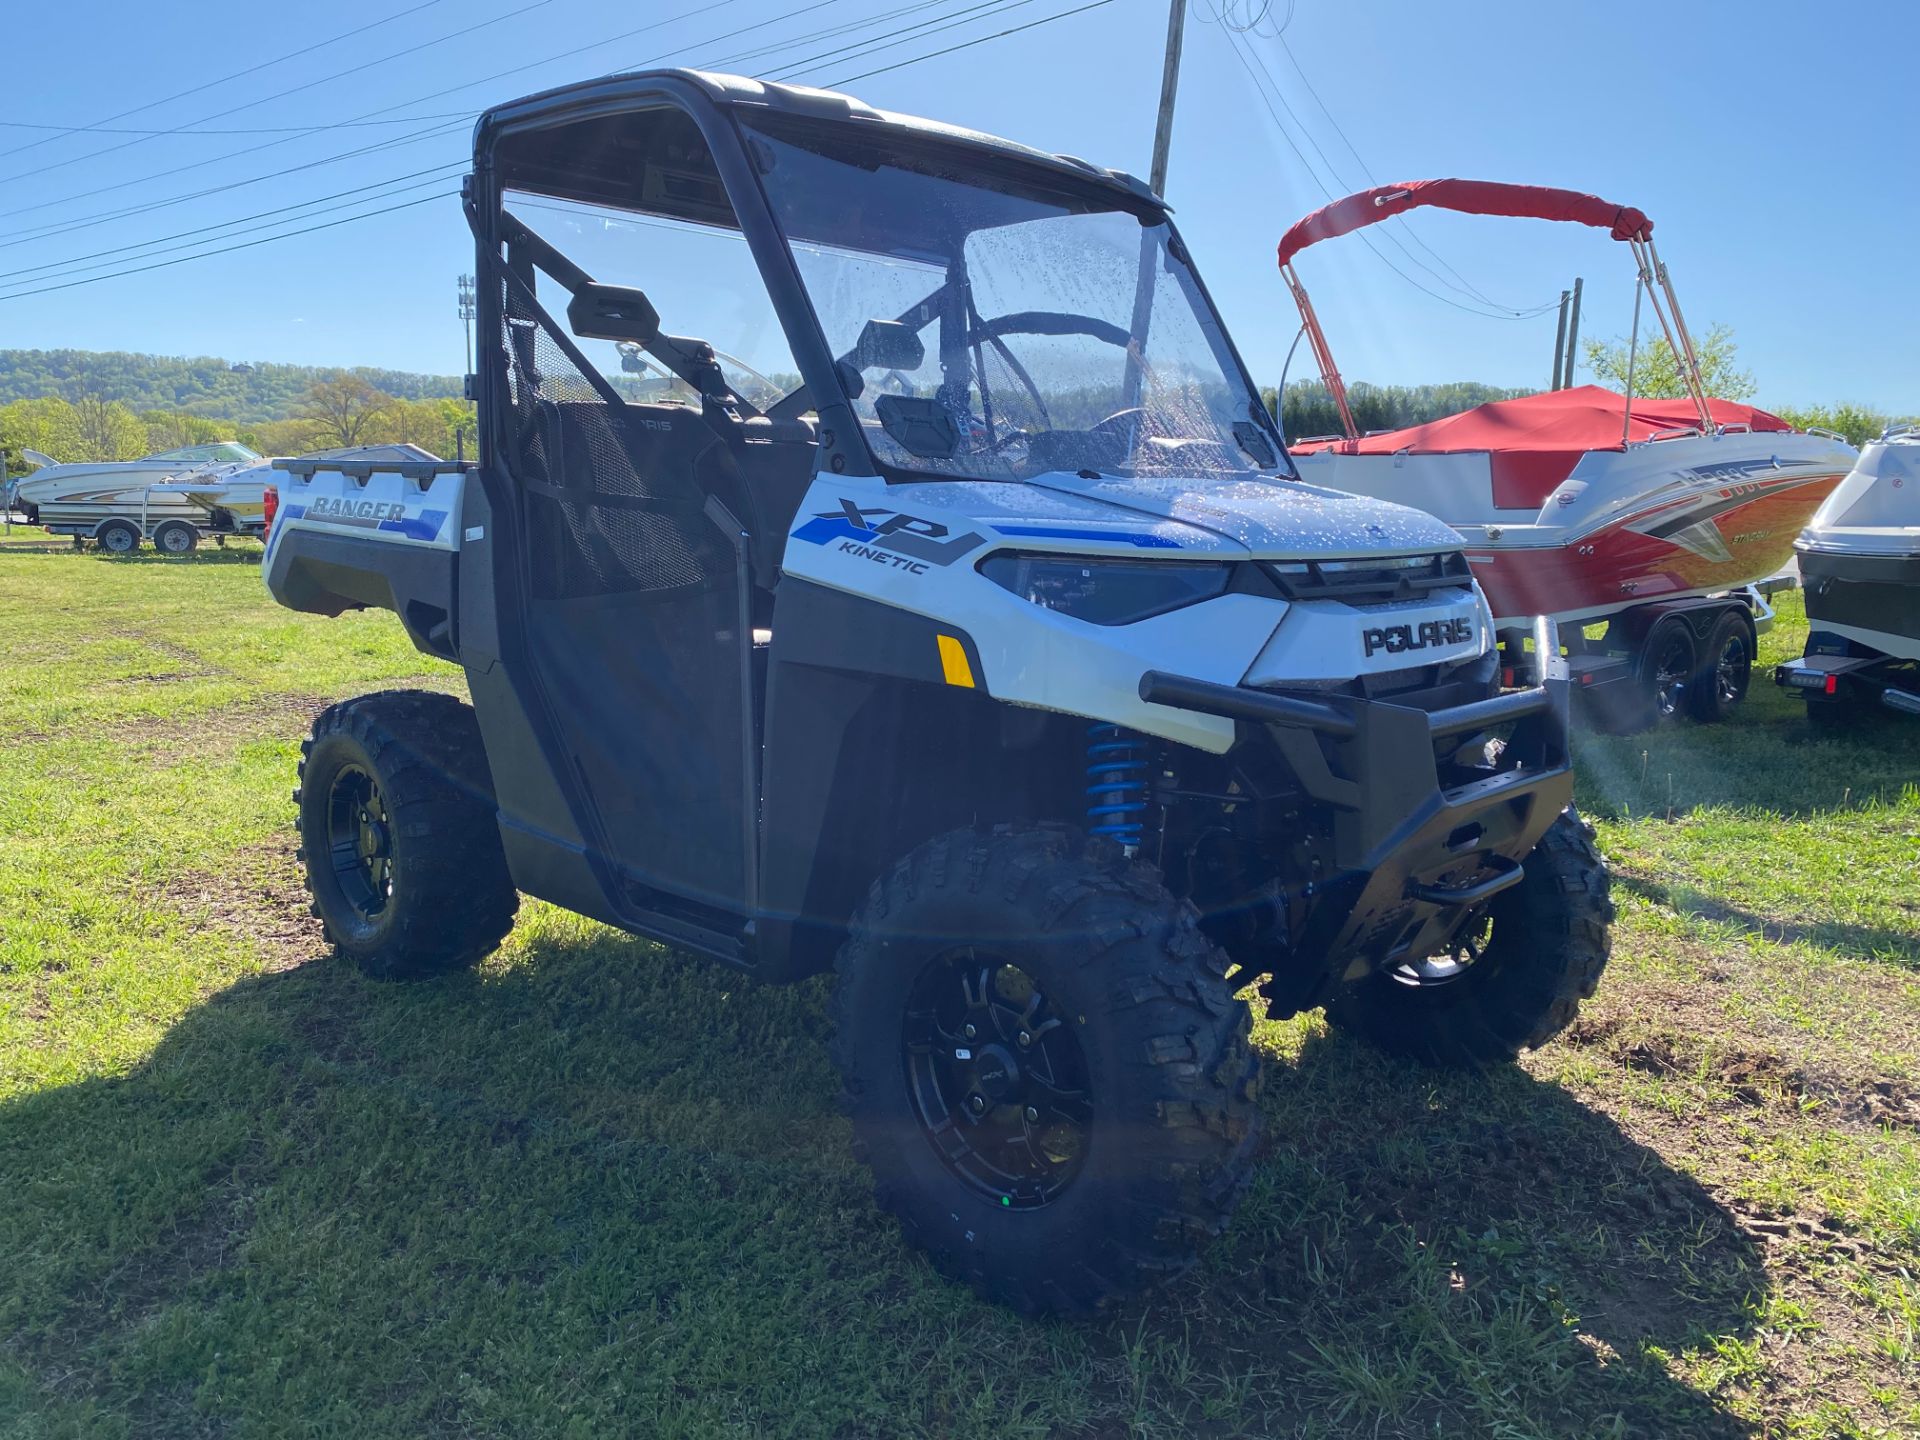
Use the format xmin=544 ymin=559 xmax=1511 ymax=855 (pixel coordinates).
xmin=474 ymin=67 xmax=1164 ymax=210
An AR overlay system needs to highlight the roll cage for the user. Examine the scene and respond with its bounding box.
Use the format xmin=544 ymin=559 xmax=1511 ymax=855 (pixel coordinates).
xmin=467 ymin=68 xmax=1287 ymax=487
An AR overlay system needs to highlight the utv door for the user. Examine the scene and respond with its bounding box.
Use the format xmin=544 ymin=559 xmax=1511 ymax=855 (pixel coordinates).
xmin=483 ymin=230 xmax=753 ymax=921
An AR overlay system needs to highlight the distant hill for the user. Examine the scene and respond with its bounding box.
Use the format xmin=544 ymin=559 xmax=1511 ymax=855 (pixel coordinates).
xmin=0 ymin=349 xmax=463 ymax=425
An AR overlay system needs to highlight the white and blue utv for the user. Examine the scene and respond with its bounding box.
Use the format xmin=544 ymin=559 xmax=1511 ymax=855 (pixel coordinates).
xmin=263 ymin=69 xmax=1612 ymax=1315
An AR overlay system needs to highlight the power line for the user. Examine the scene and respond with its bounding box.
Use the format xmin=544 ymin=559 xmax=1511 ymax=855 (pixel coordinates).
xmin=0 ymin=191 xmax=458 ymax=303
xmin=0 ymin=0 xmax=558 ymax=193
xmin=1220 ymin=26 xmax=1555 ymax=321
xmin=0 ymin=163 xmax=468 ymax=283
xmin=830 ymin=0 xmax=1117 ymax=84
xmin=0 ymin=119 xmax=473 ymax=251
xmin=0 ymin=0 xmax=1126 ymax=303
xmin=1266 ymin=28 xmax=1512 ymax=310
xmin=0 ymin=0 xmax=951 ymax=255
xmin=0 ymin=112 xmax=476 ymax=138
xmin=1204 ymin=11 xmax=1537 ymax=315
xmin=0 ymin=175 xmax=458 ymax=292
xmin=760 ymin=0 xmax=1046 ymax=81
xmin=0 ymin=1 xmax=760 ymax=247
xmin=0 ymin=0 xmax=452 ymax=162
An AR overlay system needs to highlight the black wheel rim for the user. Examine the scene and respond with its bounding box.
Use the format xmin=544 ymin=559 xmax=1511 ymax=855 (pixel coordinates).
xmin=1392 ymin=908 xmax=1493 ymax=987
xmin=1650 ymin=633 xmax=1692 ymax=718
xmin=901 ymin=950 xmax=1092 ymax=1209
xmin=1714 ymin=632 xmax=1751 ymax=705
xmin=326 ymin=763 xmax=394 ymax=921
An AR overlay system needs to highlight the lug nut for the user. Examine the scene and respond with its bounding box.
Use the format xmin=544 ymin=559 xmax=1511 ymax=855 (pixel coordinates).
xmin=967 ymin=1094 xmax=987 ymax=1115
xmin=962 ymin=1023 xmax=977 ymax=1039
xmin=1024 ymin=1106 xmax=1039 ymax=1123
xmin=1017 ymin=1030 xmax=1031 ymax=1047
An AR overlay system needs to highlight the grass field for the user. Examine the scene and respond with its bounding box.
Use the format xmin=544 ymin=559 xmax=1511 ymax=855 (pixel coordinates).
xmin=2 ymin=531 xmax=1918 ymax=1438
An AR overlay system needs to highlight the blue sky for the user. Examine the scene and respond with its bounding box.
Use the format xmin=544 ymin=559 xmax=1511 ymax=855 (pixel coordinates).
xmin=1 ymin=0 xmax=1913 ymax=411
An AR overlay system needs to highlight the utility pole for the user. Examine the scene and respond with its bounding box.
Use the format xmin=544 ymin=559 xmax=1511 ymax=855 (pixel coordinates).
xmin=1562 ymin=276 xmax=1584 ymax=387
xmin=1148 ymin=0 xmax=1187 ymax=197
xmin=456 ymin=274 xmax=476 ymax=375
xmin=1551 ymin=290 xmax=1571 ymax=390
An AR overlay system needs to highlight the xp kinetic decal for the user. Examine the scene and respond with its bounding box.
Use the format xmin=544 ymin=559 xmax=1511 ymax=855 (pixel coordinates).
xmin=792 ymin=499 xmax=986 ymax=575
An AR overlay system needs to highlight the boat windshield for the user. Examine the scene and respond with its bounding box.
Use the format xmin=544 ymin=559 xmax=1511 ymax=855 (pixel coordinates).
xmin=146 ymin=442 xmax=261 ymax=466
xmin=742 ymin=114 xmax=1282 ymax=482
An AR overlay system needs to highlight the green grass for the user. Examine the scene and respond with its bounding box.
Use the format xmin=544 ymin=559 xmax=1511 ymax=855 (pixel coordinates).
xmin=3 ymin=534 xmax=1918 ymax=1437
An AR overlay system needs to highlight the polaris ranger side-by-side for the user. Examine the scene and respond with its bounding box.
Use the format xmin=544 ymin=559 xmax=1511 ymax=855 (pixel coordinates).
xmin=263 ymin=69 xmax=1612 ymax=1314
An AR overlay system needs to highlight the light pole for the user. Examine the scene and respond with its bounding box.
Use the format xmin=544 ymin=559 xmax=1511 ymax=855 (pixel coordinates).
xmin=457 ymin=274 xmax=476 ymax=375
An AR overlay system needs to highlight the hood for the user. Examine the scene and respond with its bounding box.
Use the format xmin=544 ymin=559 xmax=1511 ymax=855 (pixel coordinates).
xmin=1020 ymin=470 xmax=1467 ymax=559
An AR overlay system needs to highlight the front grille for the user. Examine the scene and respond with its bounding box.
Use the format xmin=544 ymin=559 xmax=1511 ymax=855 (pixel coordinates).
xmin=1265 ymin=551 xmax=1474 ymax=605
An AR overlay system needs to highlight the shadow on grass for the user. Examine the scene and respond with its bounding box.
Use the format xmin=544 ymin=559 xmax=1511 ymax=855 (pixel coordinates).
xmin=1611 ymin=867 xmax=1920 ymax=967
xmin=0 ymin=937 xmax=1766 ymax=1437
xmin=1571 ymin=696 xmax=1920 ymax=823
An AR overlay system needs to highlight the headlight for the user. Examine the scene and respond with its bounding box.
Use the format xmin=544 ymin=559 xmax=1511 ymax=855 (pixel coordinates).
xmin=979 ymin=553 xmax=1230 ymax=626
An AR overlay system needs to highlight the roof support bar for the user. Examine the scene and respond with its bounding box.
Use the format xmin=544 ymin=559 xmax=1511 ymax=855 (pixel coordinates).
xmin=1282 ymin=263 xmax=1357 ymax=442
xmin=1629 ymin=237 xmax=1714 ymax=435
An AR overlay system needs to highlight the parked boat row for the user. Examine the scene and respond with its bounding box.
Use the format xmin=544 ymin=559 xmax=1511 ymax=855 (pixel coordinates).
xmin=4 ymin=443 xmax=440 ymax=554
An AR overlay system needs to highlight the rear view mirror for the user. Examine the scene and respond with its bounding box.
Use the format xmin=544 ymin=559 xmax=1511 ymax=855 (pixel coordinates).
xmin=568 ymin=282 xmax=661 ymax=346
xmin=851 ymin=318 xmax=925 ymax=373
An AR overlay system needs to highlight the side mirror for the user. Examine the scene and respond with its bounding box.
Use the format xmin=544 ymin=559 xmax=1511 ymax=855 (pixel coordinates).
xmin=567 ymin=282 xmax=660 ymax=346
xmin=851 ymin=318 xmax=925 ymax=373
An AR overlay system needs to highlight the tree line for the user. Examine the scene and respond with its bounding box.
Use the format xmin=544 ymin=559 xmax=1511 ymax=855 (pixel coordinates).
xmin=2 ymin=327 xmax=1909 ymax=478
xmin=1 ymin=373 xmax=475 ymax=475
xmin=0 ymin=348 xmax=462 ymax=423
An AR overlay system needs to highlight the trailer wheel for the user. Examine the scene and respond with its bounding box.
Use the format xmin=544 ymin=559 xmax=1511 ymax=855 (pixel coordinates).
xmin=96 ymin=519 xmax=140 ymax=555
xmin=295 ymin=690 xmax=517 ymax=980
xmin=1640 ymin=618 xmax=1696 ymax=723
xmin=1324 ymin=808 xmax=1613 ymax=1068
xmin=153 ymin=521 xmax=198 ymax=556
xmin=1688 ymin=612 xmax=1753 ymax=723
xmin=832 ymin=823 xmax=1263 ymax=1316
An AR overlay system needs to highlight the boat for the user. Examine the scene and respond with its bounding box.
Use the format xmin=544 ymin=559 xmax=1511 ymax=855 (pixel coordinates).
xmin=7 ymin=442 xmax=261 ymax=526
xmin=1775 ymin=425 xmax=1920 ymax=723
xmin=1276 ymin=179 xmax=1857 ymax=726
xmin=155 ymin=443 xmax=445 ymax=533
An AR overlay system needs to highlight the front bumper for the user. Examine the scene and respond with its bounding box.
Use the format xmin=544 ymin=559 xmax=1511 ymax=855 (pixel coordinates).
xmin=1140 ymin=619 xmax=1574 ymax=1005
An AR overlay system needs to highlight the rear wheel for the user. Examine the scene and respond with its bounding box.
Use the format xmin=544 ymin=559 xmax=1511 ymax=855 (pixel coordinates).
xmin=296 ymin=690 xmax=517 ymax=980
xmin=1324 ymin=808 xmax=1613 ymax=1068
xmin=1688 ymin=612 xmax=1753 ymax=723
xmin=153 ymin=521 xmax=198 ymax=556
xmin=832 ymin=824 xmax=1262 ymax=1315
xmin=96 ymin=519 xmax=140 ymax=555
xmin=1640 ymin=619 xmax=1697 ymax=724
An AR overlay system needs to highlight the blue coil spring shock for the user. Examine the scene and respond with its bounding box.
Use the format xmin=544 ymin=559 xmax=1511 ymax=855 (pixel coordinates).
xmin=1085 ymin=723 xmax=1149 ymax=848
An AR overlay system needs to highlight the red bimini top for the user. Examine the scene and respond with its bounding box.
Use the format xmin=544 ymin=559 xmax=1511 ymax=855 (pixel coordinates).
xmin=1292 ymin=385 xmax=1794 ymax=510
xmin=1277 ymin=179 xmax=1652 ymax=269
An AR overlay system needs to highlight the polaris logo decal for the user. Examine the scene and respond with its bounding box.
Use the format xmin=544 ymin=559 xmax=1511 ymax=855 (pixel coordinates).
xmin=792 ymin=499 xmax=985 ymax=575
xmin=1363 ymin=617 xmax=1474 ymax=657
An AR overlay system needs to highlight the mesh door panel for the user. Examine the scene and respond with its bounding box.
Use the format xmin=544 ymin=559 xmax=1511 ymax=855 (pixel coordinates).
xmin=501 ymin=278 xmax=722 ymax=599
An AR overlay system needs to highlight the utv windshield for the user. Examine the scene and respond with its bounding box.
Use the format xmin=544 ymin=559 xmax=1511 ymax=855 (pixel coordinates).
xmin=741 ymin=114 xmax=1283 ymax=482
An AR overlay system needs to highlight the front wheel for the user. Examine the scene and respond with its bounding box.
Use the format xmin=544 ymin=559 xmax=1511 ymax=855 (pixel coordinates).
xmin=832 ymin=824 xmax=1263 ymax=1316
xmin=1324 ymin=809 xmax=1614 ymax=1068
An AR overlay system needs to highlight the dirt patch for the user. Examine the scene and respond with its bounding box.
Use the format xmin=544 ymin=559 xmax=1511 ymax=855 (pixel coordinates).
xmin=1564 ymin=1000 xmax=1920 ymax=1136
xmin=173 ymin=835 xmax=327 ymax=973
